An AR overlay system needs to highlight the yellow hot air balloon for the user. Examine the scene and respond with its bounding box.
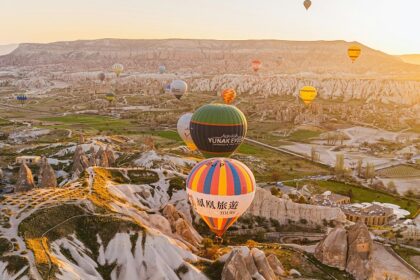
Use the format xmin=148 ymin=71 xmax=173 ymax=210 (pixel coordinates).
xmin=347 ymin=45 xmax=361 ymax=63
xmin=299 ymin=86 xmax=317 ymax=105
xmin=112 ymin=63 xmax=124 ymax=77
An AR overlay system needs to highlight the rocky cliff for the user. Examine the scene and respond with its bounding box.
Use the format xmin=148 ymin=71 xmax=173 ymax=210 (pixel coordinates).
xmin=246 ymin=187 xmax=347 ymax=226
xmin=315 ymin=222 xmax=373 ymax=280
xmin=15 ymin=163 xmax=35 ymax=192
xmin=1 ymin=39 xmax=419 ymax=78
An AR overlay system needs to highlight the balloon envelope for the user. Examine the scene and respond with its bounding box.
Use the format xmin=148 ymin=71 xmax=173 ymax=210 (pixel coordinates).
xmin=112 ymin=63 xmax=124 ymax=77
xmin=105 ymin=92 xmax=115 ymax=102
xmin=159 ymin=65 xmax=166 ymax=74
xmin=303 ymin=0 xmax=312 ymax=10
xmin=221 ymin=88 xmax=237 ymax=104
xmin=170 ymin=80 xmax=188 ymax=100
xmin=348 ymin=45 xmax=361 ymax=62
xmin=98 ymin=72 xmax=106 ymax=82
xmin=251 ymin=60 xmax=262 ymax=72
xmin=187 ymin=157 xmax=256 ymax=236
xmin=299 ymin=86 xmax=317 ymax=105
xmin=190 ymin=104 xmax=247 ymax=158
xmin=177 ymin=113 xmax=197 ymax=151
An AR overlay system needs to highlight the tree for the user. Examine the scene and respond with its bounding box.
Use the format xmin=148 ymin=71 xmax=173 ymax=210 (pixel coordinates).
xmin=365 ymin=162 xmax=375 ymax=183
xmin=335 ymin=154 xmax=345 ymax=176
xmin=386 ymin=181 xmax=397 ymax=194
xmin=357 ymin=158 xmax=363 ymax=177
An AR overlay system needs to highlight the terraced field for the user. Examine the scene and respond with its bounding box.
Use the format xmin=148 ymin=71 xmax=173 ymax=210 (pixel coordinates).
xmin=377 ymin=164 xmax=420 ymax=178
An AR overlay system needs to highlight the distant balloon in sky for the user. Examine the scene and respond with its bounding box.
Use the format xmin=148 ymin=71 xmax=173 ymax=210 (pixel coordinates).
xmin=177 ymin=113 xmax=197 ymax=151
xmin=299 ymin=86 xmax=317 ymax=105
xmin=190 ymin=104 xmax=247 ymax=158
xmin=112 ymin=63 xmax=124 ymax=77
xmin=170 ymin=80 xmax=188 ymax=100
xmin=347 ymin=45 xmax=362 ymax=63
xmin=251 ymin=60 xmax=262 ymax=72
xmin=98 ymin=72 xmax=106 ymax=82
xmin=159 ymin=65 xmax=166 ymax=74
xmin=164 ymin=83 xmax=171 ymax=94
xmin=303 ymin=0 xmax=312 ymax=10
xmin=221 ymin=88 xmax=237 ymax=104
xmin=186 ymin=157 xmax=256 ymax=237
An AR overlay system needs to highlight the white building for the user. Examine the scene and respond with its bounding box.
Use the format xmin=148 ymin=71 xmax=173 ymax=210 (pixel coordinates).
xmin=16 ymin=156 xmax=42 ymax=166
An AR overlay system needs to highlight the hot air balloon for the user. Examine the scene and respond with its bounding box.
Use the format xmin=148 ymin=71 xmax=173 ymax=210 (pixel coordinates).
xmin=303 ymin=0 xmax=312 ymax=10
xmin=105 ymin=92 xmax=115 ymax=104
xmin=177 ymin=113 xmax=197 ymax=151
xmin=221 ymin=88 xmax=237 ymax=104
xmin=112 ymin=63 xmax=124 ymax=77
xmin=159 ymin=65 xmax=166 ymax=74
xmin=299 ymin=86 xmax=317 ymax=105
xmin=190 ymin=104 xmax=247 ymax=158
xmin=186 ymin=157 xmax=256 ymax=237
xmin=98 ymin=72 xmax=106 ymax=82
xmin=251 ymin=60 xmax=262 ymax=72
xmin=347 ymin=45 xmax=361 ymax=63
xmin=170 ymin=80 xmax=188 ymax=100
xmin=16 ymin=94 xmax=27 ymax=105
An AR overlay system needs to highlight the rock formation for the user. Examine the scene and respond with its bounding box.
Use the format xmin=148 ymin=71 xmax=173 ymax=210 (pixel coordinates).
xmin=266 ymin=254 xmax=286 ymax=277
xmin=220 ymin=246 xmax=286 ymax=280
xmin=315 ymin=222 xmax=373 ymax=280
xmin=15 ymin=163 xmax=35 ymax=192
xmin=96 ymin=147 xmax=109 ymax=167
xmin=162 ymin=204 xmax=202 ymax=248
xmin=38 ymin=156 xmax=57 ymax=188
xmin=251 ymin=248 xmax=276 ymax=280
xmin=88 ymin=146 xmax=96 ymax=167
xmin=247 ymin=187 xmax=347 ymax=226
xmin=71 ymin=145 xmax=90 ymax=177
xmin=0 ymin=168 xmax=3 ymax=180
xmin=314 ymin=226 xmax=348 ymax=270
xmin=105 ymin=145 xmax=116 ymax=166
xmin=346 ymin=222 xmax=373 ymax=280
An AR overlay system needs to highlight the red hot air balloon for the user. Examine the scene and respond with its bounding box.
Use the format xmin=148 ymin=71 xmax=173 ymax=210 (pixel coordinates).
xmin=251 ymin=60 xmax=262 ymax=72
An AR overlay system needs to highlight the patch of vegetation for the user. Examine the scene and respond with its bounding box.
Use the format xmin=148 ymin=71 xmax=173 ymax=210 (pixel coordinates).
xmin=196 ymin=260 xmax=224 ymax=280
xmin=97 ymin=261 xmax=118 ymax=280
xmin=167 ymin=176 xmax=186 ymax=198
xmin=288 ymin=129 xmax=322 ymax=142
xmin=174 ymin=263 xmax=189 ymax=278
xmin=127 ymin=169 xmax=159 ymax=184
xmin=0 ymin=238 xmax=12 ymax=255
xmin=377 ymin=164 xmax=420 ymax=178
xmin=0 ymin=255 xmax=29 ymax=276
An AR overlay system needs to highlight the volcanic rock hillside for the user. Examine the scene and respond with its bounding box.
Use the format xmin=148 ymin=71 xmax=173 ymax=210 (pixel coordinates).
xmin=1 ymin=39 xmax=420 ymax=78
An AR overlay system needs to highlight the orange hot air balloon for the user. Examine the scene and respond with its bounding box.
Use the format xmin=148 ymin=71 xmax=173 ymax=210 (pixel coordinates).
xmin=186 ymin=158 xmax=256 ymax=237
xmin=221 ymin=88 xmax=237 ymax=104
xmin=299 ymin=86 xmax=317 ymax=105
xmin=251 ymin=60 xmax=262 ymax=72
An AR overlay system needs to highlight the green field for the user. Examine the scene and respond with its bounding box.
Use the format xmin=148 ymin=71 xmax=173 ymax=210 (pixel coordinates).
xmin=39 ymin=114 xmax=137 ymax=134
xmin=392 ymin=246 xmax=420 ymax=270
xmin=287 ymin=180 xmax=419 ymax=218
xmin=287 ymin=129 xmax=322 ymax=142
xmin=377 ymin=165 xmax=420 ymax=178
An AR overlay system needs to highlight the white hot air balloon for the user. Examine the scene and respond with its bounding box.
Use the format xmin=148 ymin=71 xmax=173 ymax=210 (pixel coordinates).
xmin=177 ymin=113 xmax=197 ymax=151
xmin=170 ymin=80 xmax=188 ymax=100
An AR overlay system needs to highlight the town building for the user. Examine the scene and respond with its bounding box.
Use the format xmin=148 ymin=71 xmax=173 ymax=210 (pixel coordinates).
xmin=310 ymin=191 xmax=351 ymax=207
xmin=341 ymin=204 xmax=394 ymax=226
xmin=15 ymin=156 xmax=42 ymax=166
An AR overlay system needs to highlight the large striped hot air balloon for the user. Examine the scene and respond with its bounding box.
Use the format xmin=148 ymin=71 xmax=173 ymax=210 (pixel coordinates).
xmin=347 ymin=45 xmax=361 ymax=63
xmin=221 ymin=88 xmax=237 ymax=104
xmin=177 ymin=113 xmax=197 ymax=151
xmin=299 ymin=86 xmax=317 ymax=105
xmin=190 ymin=104 xmax=247 ymax=158
xmin=112 ymin=63 xmax=124 ymax=77
xmin=187 ymin=158 xmax=256 ymax=237
xmin=251 ymin=59 xmax=262 ymax=72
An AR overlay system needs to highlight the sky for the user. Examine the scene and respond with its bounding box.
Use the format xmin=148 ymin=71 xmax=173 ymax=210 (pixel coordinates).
xmin=1 ymin=0 xmax=419 ymax=55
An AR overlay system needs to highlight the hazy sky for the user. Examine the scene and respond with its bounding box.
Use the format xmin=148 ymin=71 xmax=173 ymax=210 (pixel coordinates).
xmin=2 ymin=0 xmax=419 ymax=54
